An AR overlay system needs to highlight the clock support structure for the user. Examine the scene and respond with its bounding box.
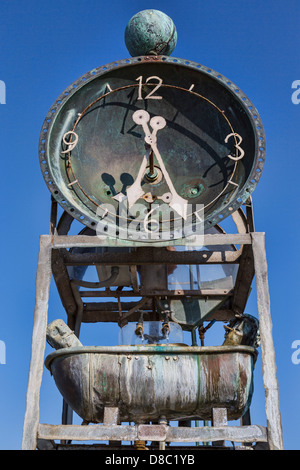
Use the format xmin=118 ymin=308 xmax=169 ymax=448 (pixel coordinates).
xmin=22 ymin=197 xmax=283 ymax=450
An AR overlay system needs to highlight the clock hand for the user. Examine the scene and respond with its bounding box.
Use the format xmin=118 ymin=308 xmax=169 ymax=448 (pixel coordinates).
xmin=125 ymin=110 xmax=156 ymax=208
xmin=126 ymin=146 xmax=151 ymax=208
xmin=130 ymin=110 xmax=188 ymax=219
xmin=132 ymin=110 xmax=153 ymax=144
xmin=148 ymin=140 xmax=188 ymax=220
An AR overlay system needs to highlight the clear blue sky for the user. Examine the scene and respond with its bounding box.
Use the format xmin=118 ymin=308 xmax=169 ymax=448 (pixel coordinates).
xmin=0 ymin=0 xmax=299 ymax=450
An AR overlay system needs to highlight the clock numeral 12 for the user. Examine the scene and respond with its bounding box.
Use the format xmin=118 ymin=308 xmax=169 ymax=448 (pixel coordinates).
xmin=136 ymin=76 xmax=163 ymax=100
xmin=225 ymin=132 xmax=245 ymax=161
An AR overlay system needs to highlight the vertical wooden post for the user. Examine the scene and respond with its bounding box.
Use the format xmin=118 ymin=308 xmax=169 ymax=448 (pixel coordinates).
xmin=251 ymin=232 xmax=284 ymax=450
xmin=22 ymin=236 xmax=52 ymax=450
xmin=212 ymin=407 xmax=227 ymax=447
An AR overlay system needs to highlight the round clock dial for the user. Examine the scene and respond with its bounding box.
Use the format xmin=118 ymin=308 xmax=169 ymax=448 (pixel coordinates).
xmin=39 ymin=56 xmax=265 ymax=240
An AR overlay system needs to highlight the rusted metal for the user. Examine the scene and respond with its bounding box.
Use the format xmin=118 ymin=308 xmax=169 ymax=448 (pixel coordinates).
xmin=62 ymin=248 xmax=242 ymax=266
xmin=51 ymin=249 xmax=77 ymax=322
xmin=45 ymin=345 xmax=256 ymax=423
xmin=231 ymin=243 xmax=255 ymax=314
xmin=49 ymin=229 xmax=247 ymax=329
xmin=78 ymin=302 xmax=236 ymax=324
xmin=22 ymin=231 xmax=283 ymax=450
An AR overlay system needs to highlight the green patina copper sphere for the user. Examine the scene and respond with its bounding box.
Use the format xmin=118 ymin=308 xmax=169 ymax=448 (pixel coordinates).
xmin=125 ymin=9 xmax=177 ymax=56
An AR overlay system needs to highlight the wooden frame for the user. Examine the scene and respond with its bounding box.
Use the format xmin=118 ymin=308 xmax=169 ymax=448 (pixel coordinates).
xmin=22 ymin=231 xmax=283 ymax=450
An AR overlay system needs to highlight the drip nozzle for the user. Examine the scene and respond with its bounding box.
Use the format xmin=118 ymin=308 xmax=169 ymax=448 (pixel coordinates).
xmin=161 ymin=321 xmax=170 ymax=337
xmin=161 ymin=310 xmax=171 ymax=337
xmin=135 ymin=311 xmax=144 ymax=337
xmin=135 ymin=321 xmax=144 ymax=337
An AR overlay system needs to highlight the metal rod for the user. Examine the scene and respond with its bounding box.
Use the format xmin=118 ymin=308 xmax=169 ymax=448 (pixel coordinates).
xmin=149 ymin=149 xmax=155 ymax=176
xmin=62 ymin=249 xmax=242 ymax=266
xmin=50 ymin=197 xmax=57 ymax=235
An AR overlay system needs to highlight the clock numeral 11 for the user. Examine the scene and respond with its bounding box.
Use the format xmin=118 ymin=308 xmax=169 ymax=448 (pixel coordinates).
xmin=136 ymin=76 xmax=163 ymax=100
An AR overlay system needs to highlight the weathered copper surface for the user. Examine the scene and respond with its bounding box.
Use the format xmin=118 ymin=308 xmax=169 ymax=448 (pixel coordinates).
xmin=40 ymin=56 xmax=265 ymax=236
xmin=45 ymin=345 xmax=256 ymax=423
xmin=125 ymin=10 xmax=177 ymax=56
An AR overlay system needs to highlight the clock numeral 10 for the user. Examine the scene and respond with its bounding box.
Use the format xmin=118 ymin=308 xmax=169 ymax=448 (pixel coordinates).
xmin=225 ymin=132 xmax=245 ymax=161
xmin=136 ymin=76 xmax=163 ymax=100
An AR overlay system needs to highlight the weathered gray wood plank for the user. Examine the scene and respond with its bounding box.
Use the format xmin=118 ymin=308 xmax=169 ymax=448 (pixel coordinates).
xmin=22 ymin=236 xmax=52 ymax=450
xmin=38 ymin=423 xmax=267 ymax=444
xmin=251 ymin=232 xmax=284 ymax=450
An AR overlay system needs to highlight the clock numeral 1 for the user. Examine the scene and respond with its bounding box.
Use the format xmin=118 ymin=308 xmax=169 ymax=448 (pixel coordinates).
xmin=61 ymin=131 xmax=79 ymax=153
xmin=225 ymin=132 xmax=245 ymax=161
xmin=136 ymin=75 xmax=163 ymax=100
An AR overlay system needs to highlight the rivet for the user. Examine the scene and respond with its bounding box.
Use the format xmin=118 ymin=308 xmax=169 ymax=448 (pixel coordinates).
xmin=165 ymin=356 xmax=170 ymax=360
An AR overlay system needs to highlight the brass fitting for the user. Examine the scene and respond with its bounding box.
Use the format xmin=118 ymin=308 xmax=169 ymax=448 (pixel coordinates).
xmin=135 ymin=321 xmax=144 ymax=338
xmin=135 ymin=440 xmax=148 ymax=450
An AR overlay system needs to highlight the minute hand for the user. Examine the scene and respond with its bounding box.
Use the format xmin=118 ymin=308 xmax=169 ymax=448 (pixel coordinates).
xmin=149 ymin=140 xmax=188 ymax=220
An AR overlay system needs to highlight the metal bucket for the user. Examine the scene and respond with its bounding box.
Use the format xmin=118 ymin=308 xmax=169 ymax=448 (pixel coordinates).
xmin=45 ymin=345 xmax=256 ymax=423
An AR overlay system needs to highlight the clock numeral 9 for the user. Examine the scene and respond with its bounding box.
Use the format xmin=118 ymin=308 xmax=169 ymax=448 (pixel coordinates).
xmin=61 ymin=131 xmax=79 ymax=154
xmin=136 ymin=75 xmax=163 ymax=100
xmin=225 ymin=133 xmax=245 ymax=161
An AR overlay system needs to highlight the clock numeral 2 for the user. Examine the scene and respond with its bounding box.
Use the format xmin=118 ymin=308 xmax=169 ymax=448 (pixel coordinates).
xmin=136 ymin=75 xmax=163 ymax=100
xmin=225 ymin=132 xmax=245 ymax=161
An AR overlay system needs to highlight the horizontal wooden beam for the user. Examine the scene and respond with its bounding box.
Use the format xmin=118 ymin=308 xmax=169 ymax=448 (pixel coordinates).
xmin=38 ymin=423 xmax=267 ymax=444
xmin=52 ymin=233 xmax=252 ymax=249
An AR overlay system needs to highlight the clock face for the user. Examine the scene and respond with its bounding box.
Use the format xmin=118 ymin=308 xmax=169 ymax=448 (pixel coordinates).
xmin=40 ymin=56 xmax=265 ymax=241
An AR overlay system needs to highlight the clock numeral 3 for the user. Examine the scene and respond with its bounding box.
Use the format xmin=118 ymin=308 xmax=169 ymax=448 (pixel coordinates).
xmin=136 ymin=75 xmax=163 ymax=100
xmin=61 ymin=131 xmax=79 ymax=153
xmin=225 ymin=132 xmax=245 ymax=161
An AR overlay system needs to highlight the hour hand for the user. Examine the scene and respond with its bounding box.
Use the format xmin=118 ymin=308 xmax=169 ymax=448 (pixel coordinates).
xmin=126 ymin=147 xmax=151 ymax=208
